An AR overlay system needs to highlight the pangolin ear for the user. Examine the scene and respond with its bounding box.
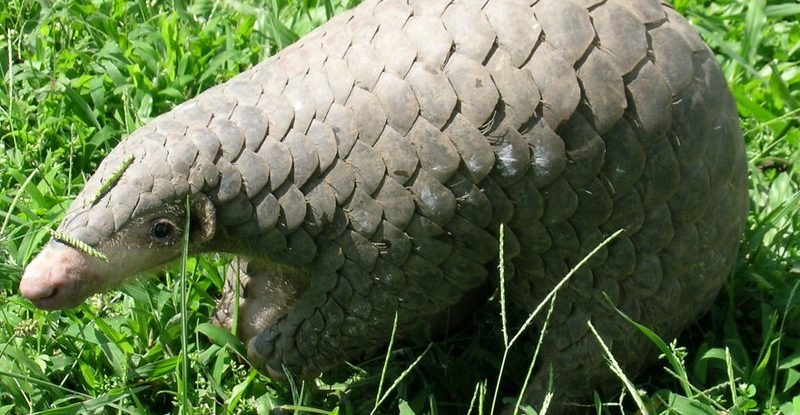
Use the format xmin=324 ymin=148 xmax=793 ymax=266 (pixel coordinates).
xmin=190 ymin=193 xmax=216 ymax=243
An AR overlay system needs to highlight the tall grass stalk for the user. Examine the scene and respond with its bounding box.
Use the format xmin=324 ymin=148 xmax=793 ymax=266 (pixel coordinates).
xmin=511 ymin=295 xmax=556 ymax=414
xmin=179 ymin=195 xmax=192 ymax=414
xmin=374 ymin=312 xmax=400 ymax=411
xmin=498 ymin=224 xmax=509 ymax=349
xmin=588 ymin=320 xmax=649 ymax=415
xmin=490 ymin=228 xmax=625 ymax=414
xmin=0 ymin=168 xmax=36 ymax=240
xmin=371 ymin=342 xmax=433 ymax=414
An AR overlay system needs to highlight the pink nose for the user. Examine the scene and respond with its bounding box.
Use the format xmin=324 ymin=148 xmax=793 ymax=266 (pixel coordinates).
xmin=18 ymin=243 xmax=80 ymax=308
xmin=19 ymin=263 xmax=61 ymax=302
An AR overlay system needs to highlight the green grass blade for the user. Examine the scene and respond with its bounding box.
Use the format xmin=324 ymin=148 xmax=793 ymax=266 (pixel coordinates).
xmin=666 ymin=393 xmax=718 ymax=415
xmin=373 ymin=312 xmax=399 ymax=411
xmin=512 ymin=295 xmax=557 ymax=414
xmin=0 ymin=167 xmax=37 ymax=239
xmin=279 ymin=405 xmax=336 ymax=415
xmin=587 ymin=320 xmax=650 ymax=415
xmin=765 ymin=4 xmax=800 ymax=17
xmin=63 ymin=84 xmax=102 ymax=130
xmin=606 ymin=292 xmax=692 ymax=397
xmin=224 ymin=369 xmax=257 ymax=414
xmin=371 ymin=344 xmax=433 ymax=414
xmin=743 ymin=0 xmax=767 ymax=63
xmin=179 ymin=195 xmax=192 ymax=414
xmin=128 ymin=356 xmax=181 ymax=381
xmin=196 ymin=322 xmax=246 ymax=357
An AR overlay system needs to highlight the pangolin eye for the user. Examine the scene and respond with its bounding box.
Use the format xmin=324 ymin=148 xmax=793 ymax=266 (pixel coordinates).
xmin=151 ymin=220 xmax=175 ymax=241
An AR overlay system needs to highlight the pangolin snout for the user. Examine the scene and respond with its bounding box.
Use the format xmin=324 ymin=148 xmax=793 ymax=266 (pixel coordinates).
xmin=20 ymin=244 xmax=89 ymax=310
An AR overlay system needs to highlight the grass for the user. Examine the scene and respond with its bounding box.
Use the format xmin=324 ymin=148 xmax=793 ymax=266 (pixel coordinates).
xmin=0 ymin=0 xmax=798 ymax=413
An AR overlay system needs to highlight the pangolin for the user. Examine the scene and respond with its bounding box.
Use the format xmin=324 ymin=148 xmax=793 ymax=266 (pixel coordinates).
xmin=19 ymin=0 xmax=748 ymax=409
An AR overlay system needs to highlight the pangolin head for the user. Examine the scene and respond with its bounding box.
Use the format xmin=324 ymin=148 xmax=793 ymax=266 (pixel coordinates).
xmin=20 ymin=110 xmax=220 ymax=310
